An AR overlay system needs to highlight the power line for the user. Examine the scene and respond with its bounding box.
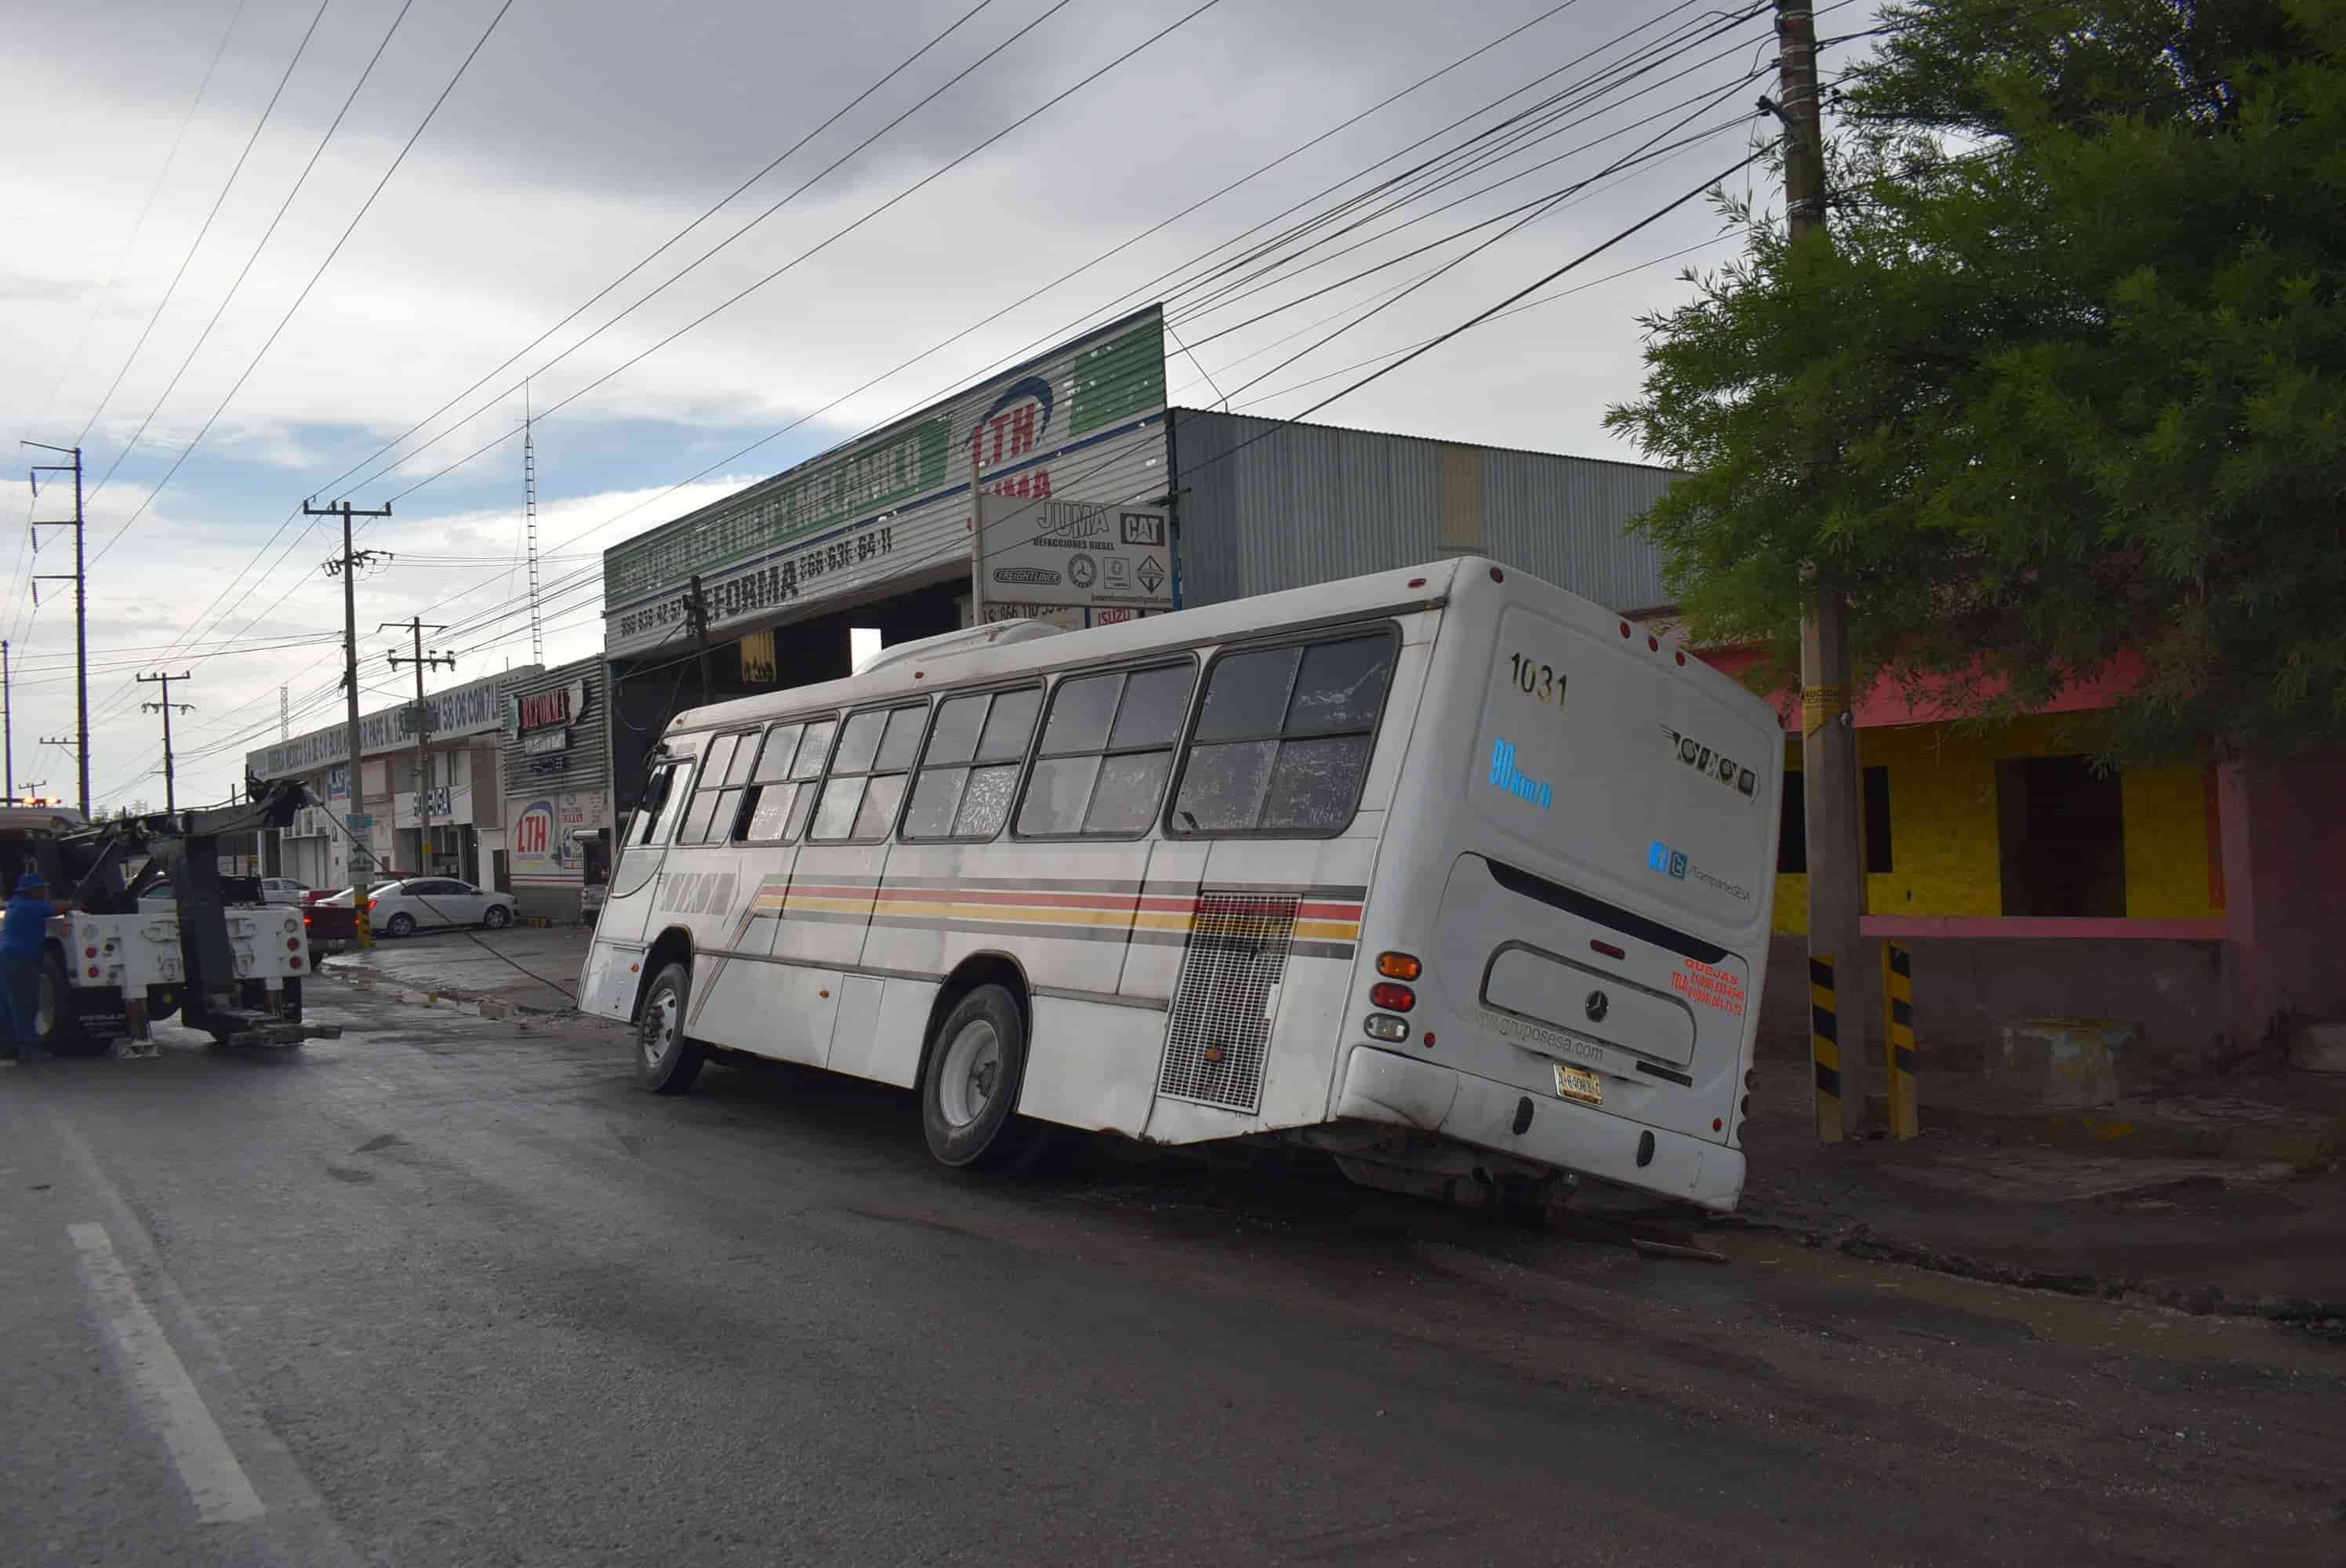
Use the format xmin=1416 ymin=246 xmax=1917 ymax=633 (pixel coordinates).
xmin=71 ymin=0 xmax=335 ymax=451
xmin=83 ymin=0 xmax=521 ymax=572
xmin=85 ymin=0 xmax=422 ymax=506
xmin=27 ymin=0 xmax=253 ymax=441
xmin=91 ymin=0 xmax=1006 ymax=701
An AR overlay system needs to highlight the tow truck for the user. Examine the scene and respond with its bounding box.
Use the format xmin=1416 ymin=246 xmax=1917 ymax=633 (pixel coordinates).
xmin=0 ymin=779 xmax=341 ymax=1055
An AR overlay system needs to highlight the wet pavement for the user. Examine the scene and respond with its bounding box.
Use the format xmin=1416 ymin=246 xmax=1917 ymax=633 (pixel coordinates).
xmin=320 ymin=922 xmax=590 ymax=1012
xmin=4 ymin=988 xmax=2342 ymax=1565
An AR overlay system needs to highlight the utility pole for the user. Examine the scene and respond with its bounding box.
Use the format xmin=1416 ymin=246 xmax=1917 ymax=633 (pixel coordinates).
xmin=1769 ymin=0 xmax=1867 ymax=1140
xmin=968 ymin=441 xmax=989 ymax=628
xmin=23 ymin=441 xmax=88 ymax=815
xmin=523 ymin=379 xmax=544 ymax=666
xmin=8 ymin=781 xmax=45 ymax=808
xmin=383 ymin=618 xmax=452 ymax=878
xmin=2 ymin=637 xmax=13 ymax=801
xmin=136 ymin=670 xmax=194 ymax=813
xmin=311 ymin=498 xmax=393 ymax=944
xmin=683 ymin=575 xmax=714 ymax=707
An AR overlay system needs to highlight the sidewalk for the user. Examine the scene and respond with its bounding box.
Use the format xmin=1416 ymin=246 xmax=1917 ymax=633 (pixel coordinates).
xmin=318 ymin=922 xmax=593 ymax=1016
xmin=1734 ymin=1053 xmax=2346 ymax=1323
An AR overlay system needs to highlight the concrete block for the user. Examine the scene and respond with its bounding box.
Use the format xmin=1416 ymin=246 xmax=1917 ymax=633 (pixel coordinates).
xmin=478 ymin=1000 xmax=514 ymax=1020
xmin=400 ymin=989 xmax=434 ymax=1006
xmin=2293 ymin=1020 xmax=2346 ymax=1073
xmin=1988 ymin=1018 xmax=2141 ymax=1109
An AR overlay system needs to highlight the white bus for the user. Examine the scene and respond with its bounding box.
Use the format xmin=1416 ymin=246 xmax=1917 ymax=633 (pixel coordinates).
xmin=579 ymin=557 xmax=1782 ymax=1211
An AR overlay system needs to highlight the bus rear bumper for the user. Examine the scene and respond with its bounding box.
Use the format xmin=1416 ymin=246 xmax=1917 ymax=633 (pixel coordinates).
xmin=1332 ymin=1046 xmax=1745 ymax=1213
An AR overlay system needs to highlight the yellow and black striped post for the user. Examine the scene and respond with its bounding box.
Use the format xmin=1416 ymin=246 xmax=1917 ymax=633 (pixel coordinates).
xmin=1882 ymin=941 xmax=1919 ymax=1140
xmin=1809 ymin=953 xmax=1843 ymax=1143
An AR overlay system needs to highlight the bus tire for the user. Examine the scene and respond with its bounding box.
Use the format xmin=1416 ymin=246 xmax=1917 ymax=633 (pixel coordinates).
xmin=921 ymin=983 xmax=1033 ymax=1171
xmin=636 ymin=961 xmax=703 ymax=1095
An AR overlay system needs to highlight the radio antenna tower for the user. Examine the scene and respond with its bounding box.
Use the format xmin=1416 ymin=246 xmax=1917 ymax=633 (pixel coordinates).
xmin=524 ymin=379 xmax=543 ymax=665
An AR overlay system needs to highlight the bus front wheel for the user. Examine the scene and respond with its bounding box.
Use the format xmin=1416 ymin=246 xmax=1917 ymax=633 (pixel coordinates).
xmin=921 ymin=984 xmax=1036 ymax=1170
xmin=636 ymin=962 xmax=704 ymax=1095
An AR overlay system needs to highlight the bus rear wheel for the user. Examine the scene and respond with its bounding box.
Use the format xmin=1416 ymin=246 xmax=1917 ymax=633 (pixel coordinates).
xmin=921 ymin=984 xmax=1037 ymax=1171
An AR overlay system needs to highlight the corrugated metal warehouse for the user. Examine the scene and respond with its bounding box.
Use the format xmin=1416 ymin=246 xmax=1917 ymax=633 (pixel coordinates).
xmin=1168 ymin=408 xmax=1676 ymax=614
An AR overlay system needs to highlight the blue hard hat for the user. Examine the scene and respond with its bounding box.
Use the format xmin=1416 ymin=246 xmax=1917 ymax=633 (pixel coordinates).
xmin=15 ymin=872 xmax=46 ymax=894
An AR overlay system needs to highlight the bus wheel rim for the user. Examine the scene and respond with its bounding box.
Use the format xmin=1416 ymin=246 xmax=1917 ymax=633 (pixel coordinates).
xmin=938 ymin=1019 xmax=1000 ymax=1129
xmin=642 ymin=987 xmax=678 ymax=1070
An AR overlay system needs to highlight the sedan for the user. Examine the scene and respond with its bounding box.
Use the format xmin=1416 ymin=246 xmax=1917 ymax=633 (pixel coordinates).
xmin=313 ymin=877 xmax=517 ymax=937
xmin=260 ymin=877 xmax=310 ymax=906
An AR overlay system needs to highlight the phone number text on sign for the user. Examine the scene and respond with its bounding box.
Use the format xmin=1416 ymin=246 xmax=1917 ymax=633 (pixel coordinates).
xmin=1672 ymin=958 xmax=1747 ymax=1015
xmin=613 ymin=525 xmax=897 ymax=644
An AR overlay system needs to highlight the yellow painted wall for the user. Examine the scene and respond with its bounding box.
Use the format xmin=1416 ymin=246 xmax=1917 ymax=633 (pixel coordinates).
xmin=1770 ymin=715 xmax=2213 ymax=935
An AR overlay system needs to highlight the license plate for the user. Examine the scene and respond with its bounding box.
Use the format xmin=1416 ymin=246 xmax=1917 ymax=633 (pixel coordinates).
xmin=1553 ymin=1062 xmax=1603 ymax=1106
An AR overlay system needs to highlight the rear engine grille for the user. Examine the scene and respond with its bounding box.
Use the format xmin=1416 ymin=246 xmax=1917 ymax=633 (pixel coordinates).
xmin=1158 ymin=891 xmax=1298 ymax=1115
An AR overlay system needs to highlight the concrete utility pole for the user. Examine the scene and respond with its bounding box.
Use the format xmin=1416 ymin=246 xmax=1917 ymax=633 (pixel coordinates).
xmin=683 ymin=575 xmax=714 ymax=707
xmin=2 ymin=638 xmax=13 ymax=802
xmin=1770 ymin=0 xmax=1868 ymax=1139
xmin=23 ymin=441 xmax=89 ymax=815
xmin=968 ymin=444 xmax=989 ymax=628
xmin=136 ymin=670 xmax=194 ymax=813
xmin=383 ymin=618 xmax=452 ymax=877
xmin=311 ymin=498 xmax=393 ymax=944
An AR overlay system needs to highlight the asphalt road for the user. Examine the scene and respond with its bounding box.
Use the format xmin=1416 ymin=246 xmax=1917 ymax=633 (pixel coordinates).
xmin=3 ymin=989 xmax=2340 ymax=1567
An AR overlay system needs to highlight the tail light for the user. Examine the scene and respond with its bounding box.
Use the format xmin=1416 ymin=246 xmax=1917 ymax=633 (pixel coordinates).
xmin=1368 ymin=982 xmax=1416 ymax=1011
xmin=1364 ymin=1014 xmax=1409 ymax=1043
xmin=1375 ymin=952 xmax=1421 ymax=981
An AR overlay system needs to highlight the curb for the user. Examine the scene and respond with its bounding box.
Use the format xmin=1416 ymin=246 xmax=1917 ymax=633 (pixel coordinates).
xmin=320 ymin=965 xmax=573 ymax=1025
xmin=1864 ymin=1091 xmax=2343 ymax=1172
xmin=1745 ymin=1214 xmax=2346 ymax=1335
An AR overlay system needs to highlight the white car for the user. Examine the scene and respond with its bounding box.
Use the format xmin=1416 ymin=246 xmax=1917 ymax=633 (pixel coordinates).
xmin=314 ymin=877 xmax=518 ymax=937
xmin=260 ymin=877 xmax=310 ymax=906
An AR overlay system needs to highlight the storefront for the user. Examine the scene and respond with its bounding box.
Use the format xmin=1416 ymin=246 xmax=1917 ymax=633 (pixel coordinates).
xmin=499 ymin=657 xmax=611 ymax=921
xmin=248 ymin=669 xmax=540 ymax=892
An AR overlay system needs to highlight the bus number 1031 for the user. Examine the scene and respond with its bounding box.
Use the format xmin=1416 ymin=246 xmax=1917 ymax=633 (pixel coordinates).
xmin=1507 ymin=652 xmax=1567 ymax=713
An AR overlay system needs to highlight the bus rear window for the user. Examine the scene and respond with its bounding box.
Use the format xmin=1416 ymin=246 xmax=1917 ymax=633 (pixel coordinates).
xmin=1171 ymin=630 xmax=1393 ymax=837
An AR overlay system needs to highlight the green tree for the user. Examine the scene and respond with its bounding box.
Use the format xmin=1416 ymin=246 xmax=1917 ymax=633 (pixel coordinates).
xmin=1605 ymin=0 xmax=2346 ymax=760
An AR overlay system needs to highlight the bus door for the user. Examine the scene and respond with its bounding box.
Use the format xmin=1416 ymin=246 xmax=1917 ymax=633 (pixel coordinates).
xmin=599 ymin=757 xmax=693 ymax=946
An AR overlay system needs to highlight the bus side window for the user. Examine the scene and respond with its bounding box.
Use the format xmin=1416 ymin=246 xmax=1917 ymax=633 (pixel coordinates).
xmin=1171 ymin=630 xmax=1395 ymax=837
xmin=811 ymin=703 xmax=929 ymax=843
xmin=677 ymin=732 xmax=754 ymax=844
xmin=737 ymin=722 xmax=806 ymax=842
xmin=1016 ymin=661 xmax=1194 ymax=839
xmin=902 ymin=686 xmax=1040 ymax=841
xmin=630 ymin=761 xmax=693 ymax=851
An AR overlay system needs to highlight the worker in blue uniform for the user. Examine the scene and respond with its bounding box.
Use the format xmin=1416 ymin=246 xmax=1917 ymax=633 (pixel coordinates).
xmin=1 ymin=871 xmax=68 ymax=1065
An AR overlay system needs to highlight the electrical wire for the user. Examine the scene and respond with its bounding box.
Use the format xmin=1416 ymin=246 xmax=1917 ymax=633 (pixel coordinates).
xmin=85 ymin=0 xmax=422 ymax=506
xmin=72 ymin=0 xmax=335 ymax=451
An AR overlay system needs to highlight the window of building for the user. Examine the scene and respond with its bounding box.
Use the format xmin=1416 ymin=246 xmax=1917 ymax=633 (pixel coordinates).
xmin=1015 ymin=663 xmax=1195 ymax=838
xmin=903 ymin=687 xmax=1042 ymax=841
xmin=677 ymin=731 xmax=759 ymax=844
xmin=1997 ymin=755 xmax=2125 ymax=916
xmin=1775 ymin=767 xmax=1894 ymax=875
xmin=1169 ymin=631 xmax=1393 ymax=837
xmin=810 ymin=704 xmax=929 ymax=843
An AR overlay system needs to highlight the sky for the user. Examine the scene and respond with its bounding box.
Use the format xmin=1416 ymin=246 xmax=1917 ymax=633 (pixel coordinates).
xmin=0 ymin=0 xmax=1864 ymax=811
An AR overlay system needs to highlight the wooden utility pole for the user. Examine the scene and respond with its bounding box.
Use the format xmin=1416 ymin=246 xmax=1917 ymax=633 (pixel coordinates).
xmin=24 ymin=441 xmax=89 ymax=815
xmin=136 ymin=670 xmax=194 ymax=813
xmin=1772 ymin=0 xmax=1868 ymax=1139
xmin=383 ymin=618 xmax=453 ymax=877
xmin=312 ymin=498 xmax=392 ymax=944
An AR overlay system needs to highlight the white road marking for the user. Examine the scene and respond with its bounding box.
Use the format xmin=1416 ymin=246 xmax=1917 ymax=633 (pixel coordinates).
xmin=67 ymin=1221 xmax=267 ymax=1525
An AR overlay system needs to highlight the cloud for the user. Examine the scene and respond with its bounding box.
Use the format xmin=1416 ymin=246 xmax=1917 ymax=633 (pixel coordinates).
xmin=2 ymin=0 xmax=1819 ymax=810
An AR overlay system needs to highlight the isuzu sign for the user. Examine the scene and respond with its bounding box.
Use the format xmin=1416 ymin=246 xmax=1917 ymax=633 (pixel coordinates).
xmin=603 ymin=307 xmax=1171 ymax=658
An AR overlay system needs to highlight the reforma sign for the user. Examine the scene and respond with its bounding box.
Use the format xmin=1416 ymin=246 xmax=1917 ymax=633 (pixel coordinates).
xmin=250 ymin=670 xmax=531 ymax=779
xmin=603 ymin=306 xmax=1169 ymax=657
xmin=981 ymin=499 xmax=1173 ymax=613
